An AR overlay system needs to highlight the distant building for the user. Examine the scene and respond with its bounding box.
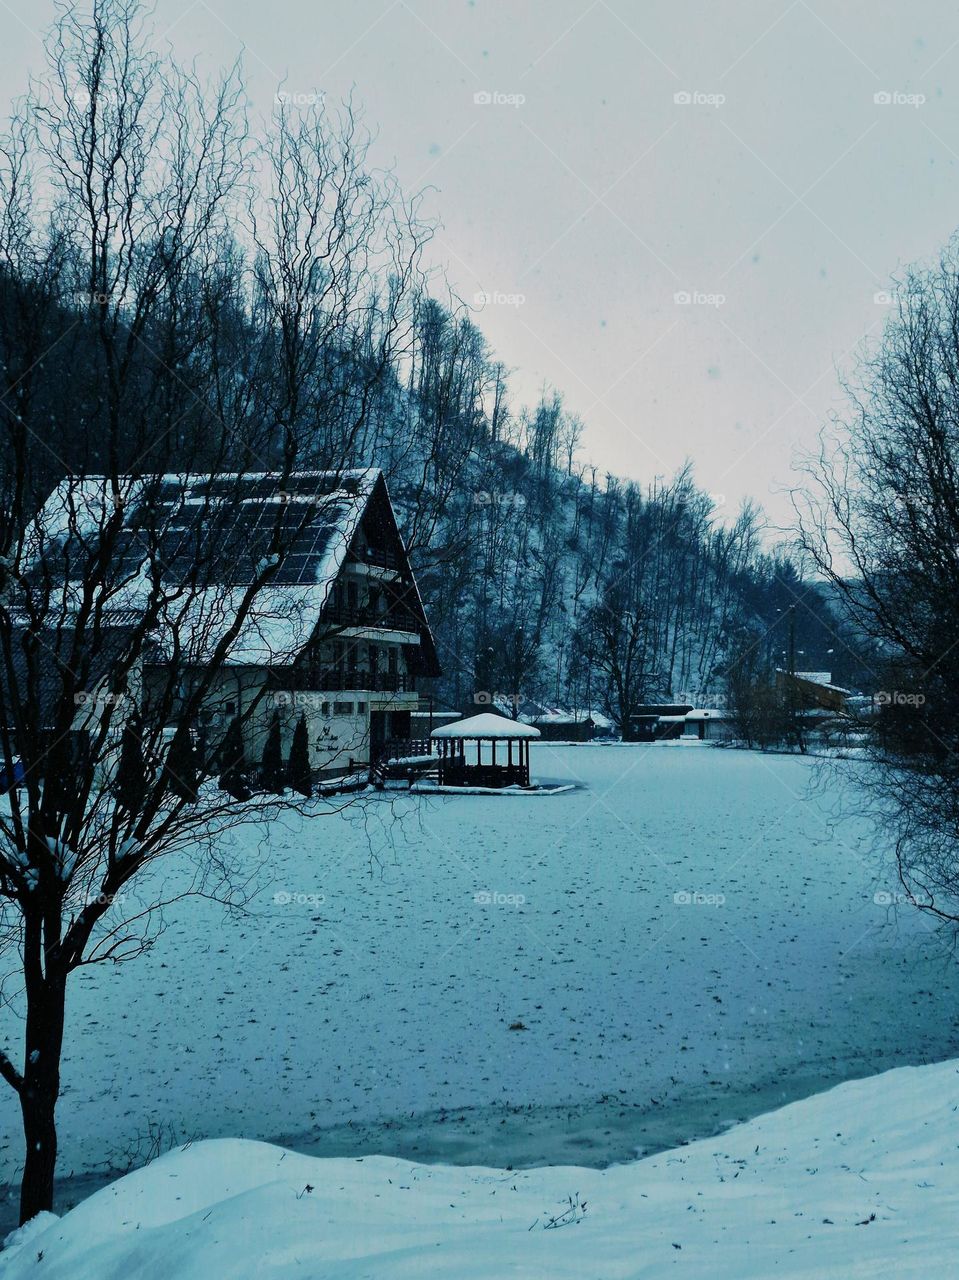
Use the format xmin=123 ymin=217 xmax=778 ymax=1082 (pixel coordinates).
xmin=682 ymin=708 xmax=736 ymax=741
xmin=630 ymin=704 xmax=694 ymax=741
xmin=775 ymin=670 xmax=850 ymax=714
xmin=517 ymin=701 xmax=597 ymax=741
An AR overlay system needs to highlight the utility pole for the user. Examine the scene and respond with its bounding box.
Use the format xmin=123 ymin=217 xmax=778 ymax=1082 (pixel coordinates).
xmin=788 ymin=605 xmax=796 ymax=677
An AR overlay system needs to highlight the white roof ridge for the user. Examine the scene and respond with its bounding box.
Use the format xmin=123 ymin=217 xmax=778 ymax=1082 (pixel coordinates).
xmin=431 ymin=712 xmax=541 ymax=739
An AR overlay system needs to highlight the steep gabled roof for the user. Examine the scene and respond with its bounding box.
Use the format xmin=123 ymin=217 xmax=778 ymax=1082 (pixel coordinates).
xmin=29 ymin=469 xmax=439 ymax=669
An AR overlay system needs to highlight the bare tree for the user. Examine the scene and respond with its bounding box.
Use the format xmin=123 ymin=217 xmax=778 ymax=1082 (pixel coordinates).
xmin=795 ymin=239 xmax=959 ymax=931
xmin=0 ymin=0 xmax=426 ymax=1223
xmin=725 ymin=641 xmax=790 ymax=750
xmin=574 ymin=580 xmax=653 ymax=737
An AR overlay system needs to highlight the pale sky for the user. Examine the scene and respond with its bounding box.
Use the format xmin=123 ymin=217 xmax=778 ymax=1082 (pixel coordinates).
xmin=3 ymin=0 xmax=959 ymax=529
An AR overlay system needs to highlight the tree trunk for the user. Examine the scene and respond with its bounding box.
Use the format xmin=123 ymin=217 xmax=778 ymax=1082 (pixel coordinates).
xmin=18 ymin=973 xmax=66 ymax=1224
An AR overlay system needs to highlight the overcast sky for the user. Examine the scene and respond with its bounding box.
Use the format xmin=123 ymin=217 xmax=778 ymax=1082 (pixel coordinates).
xmin=3 ymin=0 xmax=959 ymax=529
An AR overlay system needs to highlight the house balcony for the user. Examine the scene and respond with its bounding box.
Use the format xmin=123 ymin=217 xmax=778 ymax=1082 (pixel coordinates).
xmin=270 ymin=668 xmax=417 ymax=694
xmin=320 ymin=602 xmax=420 ymax=633
xmin=347 ymin=546 xmax=401 ymax=571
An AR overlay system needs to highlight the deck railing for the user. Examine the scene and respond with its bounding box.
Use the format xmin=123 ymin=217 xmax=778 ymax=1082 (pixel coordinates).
xmin=320 ymin=602 xmax=419 ymax=632
xmin=270 ymin=669 xmax=416 ymax=694
xmin=350 ymin=546 xmax=400 ymax=570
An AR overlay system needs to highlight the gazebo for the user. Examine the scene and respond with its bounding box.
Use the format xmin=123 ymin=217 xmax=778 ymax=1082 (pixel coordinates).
xmin=430 ymin=713 xmax=540 ymax=788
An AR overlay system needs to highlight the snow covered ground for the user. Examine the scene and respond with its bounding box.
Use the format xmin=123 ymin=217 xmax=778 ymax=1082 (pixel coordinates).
xmin=4 ymin=1057 xmax=957 ymax=1278
xmin=2 ymin=744 xmax=958 ymax=1222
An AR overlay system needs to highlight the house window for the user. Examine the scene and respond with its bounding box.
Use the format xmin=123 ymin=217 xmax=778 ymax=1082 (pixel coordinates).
xmin=224 ymin=701 xmax=235 ymax=715
xmin=357 ymin=701 xmax=367 ymax=714
xmin=333 ymin=701 xmax=353 ymax=716
xmin=321 ymin=701 xmax=331 ymax=717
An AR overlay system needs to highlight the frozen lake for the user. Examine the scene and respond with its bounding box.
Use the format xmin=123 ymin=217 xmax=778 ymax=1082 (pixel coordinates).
xmin=2 ymin=743 xmax=958 ymax=1208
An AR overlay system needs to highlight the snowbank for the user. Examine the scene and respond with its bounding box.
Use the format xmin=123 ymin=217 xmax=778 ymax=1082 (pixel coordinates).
xmin=4 ymin=1059 xmax=956 ymax=1279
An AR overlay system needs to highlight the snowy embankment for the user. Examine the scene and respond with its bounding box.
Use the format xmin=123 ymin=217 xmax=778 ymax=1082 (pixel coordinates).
xmin=3 ymin=1058 xmax=956 ymax=1279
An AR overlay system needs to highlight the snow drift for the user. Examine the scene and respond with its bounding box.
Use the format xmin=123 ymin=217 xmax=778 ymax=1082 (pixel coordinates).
xmin=3 ymin=1058 xmax=955 ymax=1279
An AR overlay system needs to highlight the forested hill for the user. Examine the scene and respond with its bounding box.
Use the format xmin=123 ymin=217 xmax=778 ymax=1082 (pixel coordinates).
xmin=345 ymin=300 xmax=871 ymax=721
xmin=0 ymin=276 xmax=864 ymax=728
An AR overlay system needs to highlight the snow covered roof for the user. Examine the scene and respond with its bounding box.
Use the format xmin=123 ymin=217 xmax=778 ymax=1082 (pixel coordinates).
xmin=431 ymin=713 xmax=541 ymax=739
xmin=686 ymin=708 xmax=732 ymax=721
xmin=586 ymin=709 xmax=615 ymax=730
xmin=28 ymin=469 xmax=427 ymax=667
xmin=778 ymin=670 xmax=851 ymax=696
xmin=520 ymin=704 xmax=594 ymax=725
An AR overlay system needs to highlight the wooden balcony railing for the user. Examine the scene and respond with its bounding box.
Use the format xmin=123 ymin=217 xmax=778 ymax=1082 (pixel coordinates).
xmin=350 ymin=546 xmax=400 ymax=570
xmin=270 ymin=669 xmax=417 ymax=694
xmin=373 ymin=737 xmax=435 ymax=762
xmin=320 ymin=602 xmax=420 ymax=632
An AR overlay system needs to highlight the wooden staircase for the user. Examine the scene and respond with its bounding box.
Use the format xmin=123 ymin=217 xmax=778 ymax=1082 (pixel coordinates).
xmin=370 ymin=739 xmax=438 ymax=788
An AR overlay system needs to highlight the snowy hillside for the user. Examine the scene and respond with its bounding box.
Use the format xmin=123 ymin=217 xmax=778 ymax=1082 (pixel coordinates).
xmin=3 ymin=1058 xmax=956 ymax=1279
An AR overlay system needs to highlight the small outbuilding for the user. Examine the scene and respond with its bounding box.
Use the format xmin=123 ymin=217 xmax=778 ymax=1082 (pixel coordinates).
xmin=430 ymin=712 xmax=540 ymax=788
xmin=683 ymin=708 xmax=736 ymax=742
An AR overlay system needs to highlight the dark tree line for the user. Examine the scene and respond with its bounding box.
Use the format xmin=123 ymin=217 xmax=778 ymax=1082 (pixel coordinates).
xmin=797 ymin=240 xmax=959 ymax=935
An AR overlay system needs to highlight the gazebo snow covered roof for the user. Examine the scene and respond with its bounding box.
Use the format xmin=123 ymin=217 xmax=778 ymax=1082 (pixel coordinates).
xmin=430 ymin=713 xmax=539 ymax=787
xmin=430 ymin=713 xmax=540 ymax=740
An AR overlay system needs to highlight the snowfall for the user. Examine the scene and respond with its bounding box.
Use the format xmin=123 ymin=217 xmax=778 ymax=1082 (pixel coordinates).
xmin=2 ymin=743 xmax=959 ymax=1275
